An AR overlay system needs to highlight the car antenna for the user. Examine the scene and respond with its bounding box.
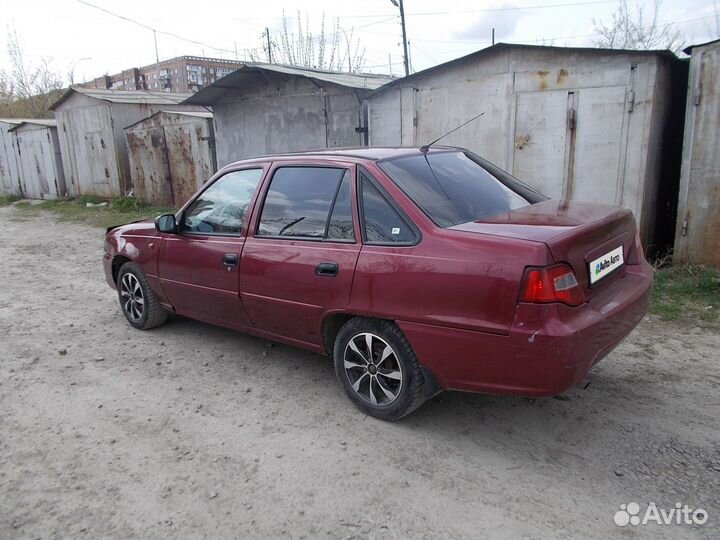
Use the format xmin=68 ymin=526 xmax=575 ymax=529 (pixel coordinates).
xmin=419 ymin=112 xmax=485 ymax=153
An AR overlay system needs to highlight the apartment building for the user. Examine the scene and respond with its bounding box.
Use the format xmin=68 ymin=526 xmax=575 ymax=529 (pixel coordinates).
xmin=83 ymin=56 xmax=244 ymax=93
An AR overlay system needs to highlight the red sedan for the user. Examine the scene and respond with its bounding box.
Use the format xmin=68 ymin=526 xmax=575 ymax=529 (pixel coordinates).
xmin=103 ymin=147 xmax=653 ymax=420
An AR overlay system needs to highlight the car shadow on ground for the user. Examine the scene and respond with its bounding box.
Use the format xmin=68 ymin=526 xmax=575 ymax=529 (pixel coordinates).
xmin=110 ymin=312 xmax=720 ymax=505
xmin=155 ymin=314 xmax=647 ymax=437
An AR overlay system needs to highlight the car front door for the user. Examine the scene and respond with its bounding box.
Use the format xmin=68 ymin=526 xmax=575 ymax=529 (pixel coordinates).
xmin=157 ymin=166 xmax=266 ymax=329
xmin=239 ymin=162 xmax=361 ymax=347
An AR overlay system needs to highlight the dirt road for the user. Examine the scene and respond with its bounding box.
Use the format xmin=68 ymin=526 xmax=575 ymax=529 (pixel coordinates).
xmin=1 ymin=205 xmax=718 ymax=539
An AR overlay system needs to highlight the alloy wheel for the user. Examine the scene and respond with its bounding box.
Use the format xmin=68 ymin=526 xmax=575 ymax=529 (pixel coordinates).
xmin=343 ymin=332 xmax=404 ymax=406
xmin=120 ymin=273 xmax=144 ymax=322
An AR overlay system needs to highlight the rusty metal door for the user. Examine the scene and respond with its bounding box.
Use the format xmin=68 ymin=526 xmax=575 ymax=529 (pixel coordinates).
xmin=67 ymin=106 xmax=118 ymax=197
xmin=400 ymin=86 xmax=417 ymax=146
xmin=0 ymin=124 xmax=22 ymax=195
xmin=675 ymin=44 xmax=720 ymax=265
xmin=513 ymin=87 xmax=629 ymax=203
xmin=570 ymin=86 xmax=628 ymax=204
xmin=164 ymin=122 xmax=214 ymax=206
xmin=16 ymin=129 xmax=53 ymax=198
xmin=126 ymin=126 xmax=173 ymax=207
xmin=512 ymin=90 xmax=570 ymax=198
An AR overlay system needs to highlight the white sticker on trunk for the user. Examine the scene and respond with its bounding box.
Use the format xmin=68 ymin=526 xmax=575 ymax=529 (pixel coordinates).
xmin=589 ymin=245 xmax=624 ymax=285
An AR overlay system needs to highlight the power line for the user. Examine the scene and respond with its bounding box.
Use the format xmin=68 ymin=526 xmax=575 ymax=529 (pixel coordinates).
xmin=362 ymin=13 xmax=717 ymax=45
xmin=76 ymin=0 xmax=252 ymax=57
xmin=237 ymin=0 xmax=621 ymax=21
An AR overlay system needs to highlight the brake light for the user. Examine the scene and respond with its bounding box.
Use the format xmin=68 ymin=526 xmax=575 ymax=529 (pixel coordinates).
xmin=519 ymin=264 xmax=585 ymax=306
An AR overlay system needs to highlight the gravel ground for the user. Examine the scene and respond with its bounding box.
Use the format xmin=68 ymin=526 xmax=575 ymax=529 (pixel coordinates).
xmin=1 ymin=205 xmax=718 ymax=539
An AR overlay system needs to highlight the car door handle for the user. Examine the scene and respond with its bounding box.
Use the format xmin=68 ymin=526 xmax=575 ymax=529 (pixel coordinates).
xmin=315 ymin=262 xmax=339 ymax=276
xmin=222 ymin=253 xmax=239 ymax=268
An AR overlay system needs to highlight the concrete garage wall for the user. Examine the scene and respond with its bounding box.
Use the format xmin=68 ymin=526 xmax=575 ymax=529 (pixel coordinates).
xmin=183 ymin=63 xmax=392 ymax=168
xmin=51 ymin=88 xmax=200 ymax=198
xmin=54 ymin=93 xmax=122 ymax=197
xmin=368 ymin=44 xmax=686 ymax=252
xmin=212 ymin=75 xmax=367 ymax=167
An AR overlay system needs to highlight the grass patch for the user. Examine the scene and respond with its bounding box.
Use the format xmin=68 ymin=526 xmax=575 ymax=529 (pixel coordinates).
xmin=0 ymin=195 xmax=21 ymax=206
xmin=651 ymin=265 xmax=720 ymax=324
xmin=112 ymin=195 xmax=151 ymax=212
xmin=76 ymin=194 xmax=108 ymax=205
xmin=7 ymin=196 xmax=175 ymax=230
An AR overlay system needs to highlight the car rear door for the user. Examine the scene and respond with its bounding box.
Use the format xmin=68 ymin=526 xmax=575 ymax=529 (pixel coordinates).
xmin=157 ymin=166 xmax=267 ymax=329
xmin=238 ymin=160 xmax=361 ymax=348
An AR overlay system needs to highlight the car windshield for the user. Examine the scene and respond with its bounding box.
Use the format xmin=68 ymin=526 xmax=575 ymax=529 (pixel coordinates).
xmin=379 ymin=151 xmax=547 ymax=228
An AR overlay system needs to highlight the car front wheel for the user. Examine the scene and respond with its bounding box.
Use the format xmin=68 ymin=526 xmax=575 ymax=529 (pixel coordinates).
xmin=117 ymin=261 xmax=168 ymax=330
xmin=334 ymin=318 xmax=426 ymax=421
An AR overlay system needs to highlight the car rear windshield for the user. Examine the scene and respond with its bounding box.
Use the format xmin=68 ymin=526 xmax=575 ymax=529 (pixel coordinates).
xmin=379 ymin=151 xmax=546 ymax=228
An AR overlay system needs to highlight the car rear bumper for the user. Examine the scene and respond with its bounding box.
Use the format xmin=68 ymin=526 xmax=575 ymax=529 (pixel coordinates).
xmin=398 ymin=263 xmax=653 ymax=396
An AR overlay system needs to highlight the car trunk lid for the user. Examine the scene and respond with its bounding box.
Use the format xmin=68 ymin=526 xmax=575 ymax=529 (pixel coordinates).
xmin=448 ymin=200 xmax=639 ymax=293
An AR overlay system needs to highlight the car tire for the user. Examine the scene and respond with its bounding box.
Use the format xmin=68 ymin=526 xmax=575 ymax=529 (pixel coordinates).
xmin=334 ymin=317 xmax=426 ymax=421
xmin=117 ymin=261 xmax=168 ymax=330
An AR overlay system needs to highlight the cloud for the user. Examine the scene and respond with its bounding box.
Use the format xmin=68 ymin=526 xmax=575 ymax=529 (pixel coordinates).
xmin=452 ymin=6 xmax=524 ymax=43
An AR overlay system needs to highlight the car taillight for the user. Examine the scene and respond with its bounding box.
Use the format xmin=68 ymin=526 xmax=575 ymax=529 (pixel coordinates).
xmin=519 ymin=264 xmax=585 ymax=306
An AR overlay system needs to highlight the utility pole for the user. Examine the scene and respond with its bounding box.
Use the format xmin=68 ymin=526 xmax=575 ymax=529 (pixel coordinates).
xmin=265 ymin=28 xmax=273 ymax=63
xmin=390 ymin=0 xmax=409 ymax=76
xmin=153 ymin=29 xmax=160 ymax=90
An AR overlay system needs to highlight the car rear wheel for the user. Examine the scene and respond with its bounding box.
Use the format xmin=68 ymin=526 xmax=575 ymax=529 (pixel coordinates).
xmin=334 ymin=318 xmax=426 ymax=421
xmin=117 ymin=261 xmax=168 ymax=330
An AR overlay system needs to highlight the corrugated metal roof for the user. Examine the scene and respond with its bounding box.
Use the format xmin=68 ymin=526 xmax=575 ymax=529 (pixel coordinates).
xmin=51 ymin=86 xmax=193 ymax=110
xmin=160 ymin=110 xmax=213 ymax=119
xmin=184 ymin=62 xmax=394 ymax=106
xmin=124 ymin=109 xmax=213 ymax=130
xmin=8 ymin=119 xmax=57 ymax=131
xmin=0 ymin=118 xmax=37 ymax=125
xmin=369 ymin=42 xmax=678 ymax=98
xmin=684 ymin=38 xmax=720 ymax=55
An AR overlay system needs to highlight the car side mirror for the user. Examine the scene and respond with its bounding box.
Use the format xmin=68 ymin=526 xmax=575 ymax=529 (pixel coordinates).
xmin=155 ymin=214 xmax=178 ymax=234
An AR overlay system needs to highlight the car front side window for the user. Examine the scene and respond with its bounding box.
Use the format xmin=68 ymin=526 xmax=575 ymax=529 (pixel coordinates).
xmin=257 ymin=166 xmax=353 ymax=241
xmin=182 ymin=168 xmax=263 ymax=235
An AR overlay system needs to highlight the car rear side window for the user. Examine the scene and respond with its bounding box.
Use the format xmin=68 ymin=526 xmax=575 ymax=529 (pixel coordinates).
xmin=257 ymin=167 xmax=352 ymax=240
xmin=327 ymin=172 xmax=354 ymax=241
xmin=182 ymin=168 xmax=263 ymax=235
xmin=379 ymin=151 xmax=539 ymax=227
xmin=360 ymin=174 xmax=416 ymax=244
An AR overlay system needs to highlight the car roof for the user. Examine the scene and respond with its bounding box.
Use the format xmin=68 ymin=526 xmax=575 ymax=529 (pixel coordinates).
xmin=221 ymin=146 xmax=462 ymax=168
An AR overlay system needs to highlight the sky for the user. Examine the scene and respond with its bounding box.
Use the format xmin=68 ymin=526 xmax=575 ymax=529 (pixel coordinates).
xmin=0 ymin=0 xmax=718 ymax=83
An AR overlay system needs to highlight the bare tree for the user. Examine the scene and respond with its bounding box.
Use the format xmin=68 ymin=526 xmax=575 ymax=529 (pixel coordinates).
xmin=593 ymin=0 xmax=684 ymax=53
xmin=267 ymin=11 xmax=366 ymax=72
xmin=0 ymin=28 xmax=65 ymax=118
